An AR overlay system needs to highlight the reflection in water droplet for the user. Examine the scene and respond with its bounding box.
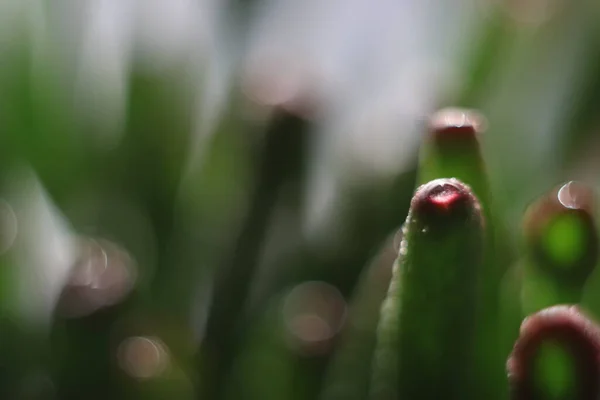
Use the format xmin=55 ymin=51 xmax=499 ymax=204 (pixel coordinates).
xmin=117 ymin=336 xmax=170 ymax=380
xmin=282 ymin=281 xmax=347 ymax=355
xmin=557 ymin=181 xmax=593 ymax=211
xmin=55 ymin=237 xmax=137 ymax=318
xmin=398 ymin=223 xmax=409 ymax=258
xmin=393 ymin=226 xmax=403 ymax=254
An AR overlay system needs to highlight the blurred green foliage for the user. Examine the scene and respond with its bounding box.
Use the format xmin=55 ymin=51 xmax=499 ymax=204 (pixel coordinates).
xmin=0 ymin=0 xmax=600 ymax=399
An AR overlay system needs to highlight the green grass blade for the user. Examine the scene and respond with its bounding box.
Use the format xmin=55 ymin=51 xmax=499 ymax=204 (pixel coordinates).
xmin=417 ymin=108 xmax=509 ymax=398
xmin=370 ymin=178 xmax=484 ymax=399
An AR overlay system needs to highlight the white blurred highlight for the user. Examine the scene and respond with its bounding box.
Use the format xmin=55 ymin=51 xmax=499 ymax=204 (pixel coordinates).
xmin=132 ymin=0 xmax=207 ymax=69
xmin=74 ymin=0 xmax=134 ymax=149
xmin=6 ymin=168 xmax=78 ymax=329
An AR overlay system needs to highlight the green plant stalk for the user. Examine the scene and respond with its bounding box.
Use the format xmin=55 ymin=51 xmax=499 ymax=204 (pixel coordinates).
xmin=370 ymin=178 xmax=484 ymax=399
xmin=115 ymin=62 xmax=197 ymax=311
xmin=0 ymin=28 xmax=84 ymax=208
xmin=319 ymin=231 xmax=397 ymax=400
xmin=552 ymin=15 xmax=600 ymax=167
xmin=455 ymin=5 xmax=514 ymax=109
xmin=499 ymin=262 xmax=527 ymax=372
xmin=49 ymin=60 xmax=198 ymax=398
xmin=248 ymin=165 xmax=417 ymax=322
xmin=51 ymin=299 xmax=137 ymax=399
xmin=417 ymin=109 xmax=507 ymax=398
xmin=165 ymin=91 xmax=256 ymax=323
xmin=521 ymin=266 xmax=587 ymax=316
xmin=0 ymin=260 xmax=40 ymax=398
xmin=417 ymin=109 xmax=492 ymax=230
xmin=0 ymin=179 xmax=47 ymax=397
xmin=197 ymin=100 xmax=311 ymax=400
xmin=237 ymin=168 xmax=416 ymax=400
xmin=53 ymin=297 xmax=196 ymax=399
xmin=223 ymin=296 xmax=297 ymax=400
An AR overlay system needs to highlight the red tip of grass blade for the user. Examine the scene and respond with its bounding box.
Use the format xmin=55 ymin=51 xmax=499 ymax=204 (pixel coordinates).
xmin=428 ymin=108 xmax=486 ymax=140
xmin=412 ymin=178 xmax=482 ymax=221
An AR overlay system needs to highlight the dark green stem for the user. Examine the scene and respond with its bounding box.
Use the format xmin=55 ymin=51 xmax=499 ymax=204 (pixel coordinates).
xmin=418 ymin=108 xmax=508 ymax=399
xmin=197 ymin=103 xmax=310 ymax=400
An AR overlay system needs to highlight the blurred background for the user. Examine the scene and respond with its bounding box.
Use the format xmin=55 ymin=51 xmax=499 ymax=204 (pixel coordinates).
xmin=0 ymin=0 xmax=600 ymax=398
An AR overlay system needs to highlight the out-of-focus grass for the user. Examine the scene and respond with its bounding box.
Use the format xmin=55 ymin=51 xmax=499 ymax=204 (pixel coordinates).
xmin=0 ymin=0 xmax=599 ymax=399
